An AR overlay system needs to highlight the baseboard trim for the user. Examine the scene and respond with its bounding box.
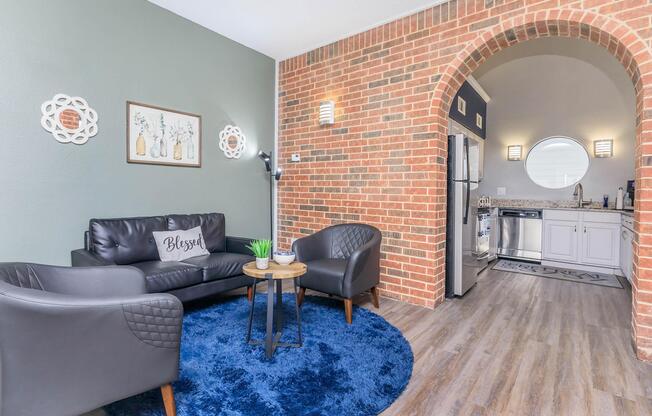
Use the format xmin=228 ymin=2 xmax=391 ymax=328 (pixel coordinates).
xmin=541 ymin=260 xmax=618 ymax=275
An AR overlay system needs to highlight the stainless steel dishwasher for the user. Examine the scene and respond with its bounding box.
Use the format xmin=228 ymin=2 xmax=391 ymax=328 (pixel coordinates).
xmin=497 ymin=209 xmax=542 ymax=261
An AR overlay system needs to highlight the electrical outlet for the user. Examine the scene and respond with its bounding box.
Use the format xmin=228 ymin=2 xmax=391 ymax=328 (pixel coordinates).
xmin=497 ymin=187 xmax=506 ymax=196
xmin=291 ymin=154 xmax=301 ymax=162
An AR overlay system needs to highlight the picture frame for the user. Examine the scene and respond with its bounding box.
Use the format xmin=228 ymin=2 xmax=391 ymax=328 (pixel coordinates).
xmin=126 ymin=101 xmax=201 ymax=167
xmin=476 ymin=113 xmax=483 ymax=129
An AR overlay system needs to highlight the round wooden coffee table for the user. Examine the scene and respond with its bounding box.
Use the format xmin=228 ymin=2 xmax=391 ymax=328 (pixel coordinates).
xmin=242 ymin=261 xmax=307 ymax=359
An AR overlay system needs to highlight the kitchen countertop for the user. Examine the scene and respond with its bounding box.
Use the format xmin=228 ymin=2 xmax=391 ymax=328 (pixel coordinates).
xmin=497 ymin=206 xmax=634 ymax=217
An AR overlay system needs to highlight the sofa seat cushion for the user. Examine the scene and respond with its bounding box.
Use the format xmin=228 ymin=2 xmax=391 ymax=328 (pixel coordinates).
xmin=130 ymin=261 xmax=203 ymax=292
xmin=181 ymin=252 xmax=253 ymax=282
xmin=300 ymin=259 xmax=348 ymax=296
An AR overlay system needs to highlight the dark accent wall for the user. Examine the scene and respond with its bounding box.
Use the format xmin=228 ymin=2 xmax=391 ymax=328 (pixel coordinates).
xmin=449 ymin=81 xmax=487 ymax=139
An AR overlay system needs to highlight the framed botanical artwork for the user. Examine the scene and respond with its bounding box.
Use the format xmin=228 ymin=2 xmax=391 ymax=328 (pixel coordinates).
xmin=126 ymin=101 xmax=201 ymax=167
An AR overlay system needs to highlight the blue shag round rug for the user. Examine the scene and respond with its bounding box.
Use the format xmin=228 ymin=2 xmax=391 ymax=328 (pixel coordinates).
xmin=105 ymin=294 xmax=413 ymax=416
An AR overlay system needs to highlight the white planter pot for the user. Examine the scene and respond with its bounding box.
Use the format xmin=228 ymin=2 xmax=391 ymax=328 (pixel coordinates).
xmin=256 ymin=257 xmax=269 ymax=270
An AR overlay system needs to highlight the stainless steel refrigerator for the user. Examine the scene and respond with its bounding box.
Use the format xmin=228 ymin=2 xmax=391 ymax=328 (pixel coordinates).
xmin=446 ymin=133 xmax=489 ymax=297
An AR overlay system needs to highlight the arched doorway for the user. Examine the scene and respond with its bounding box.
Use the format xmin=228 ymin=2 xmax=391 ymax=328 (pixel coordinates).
xmin=430 ymin=10 xmax=652 ymax=361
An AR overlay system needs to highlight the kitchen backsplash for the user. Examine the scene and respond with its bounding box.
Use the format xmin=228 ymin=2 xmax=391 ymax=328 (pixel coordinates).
xmin=490 ymin=198 xmax=614 ymax=209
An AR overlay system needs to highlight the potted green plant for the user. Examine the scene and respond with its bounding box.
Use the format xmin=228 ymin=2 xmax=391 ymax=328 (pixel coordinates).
xmin=247 ymin=239 xmax=272 ymax=270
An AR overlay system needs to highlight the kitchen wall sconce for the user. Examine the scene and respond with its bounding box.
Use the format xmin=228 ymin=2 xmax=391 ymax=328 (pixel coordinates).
xmin=594 ymin=139 xmax=613 ymax=158
xmin=319 ymin=100 xmax=335 ymax=125
xmin=507 ymin=145 xmax=522 ymax=161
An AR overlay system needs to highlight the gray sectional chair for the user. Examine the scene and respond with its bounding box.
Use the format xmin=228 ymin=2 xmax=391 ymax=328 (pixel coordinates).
xmin=0 ymin=262 xmax=182 ymax=416
xmin=292 ymin=223 xmax=382 ymax=323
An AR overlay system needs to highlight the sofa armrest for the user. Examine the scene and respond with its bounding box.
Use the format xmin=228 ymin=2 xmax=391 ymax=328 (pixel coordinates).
xmin=226 ymin=236 xmax=255 ymax=255
xmin=71 ymin=248 xmax=115 ymax=267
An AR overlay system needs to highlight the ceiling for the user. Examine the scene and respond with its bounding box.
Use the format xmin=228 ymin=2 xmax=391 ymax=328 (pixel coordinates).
xmin=148 ymin=0 xmax=445 ymax=60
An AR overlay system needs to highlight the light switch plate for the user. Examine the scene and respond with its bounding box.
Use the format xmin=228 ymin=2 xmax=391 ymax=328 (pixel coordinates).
xmin=291 ymin=153 xmax=301 ymax=162
xmin=497 ymin=187 xmax=507 ymax=196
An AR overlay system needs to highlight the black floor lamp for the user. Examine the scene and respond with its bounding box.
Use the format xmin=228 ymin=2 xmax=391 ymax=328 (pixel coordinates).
xmin=258 ymin=151 xmax=282 ymax=243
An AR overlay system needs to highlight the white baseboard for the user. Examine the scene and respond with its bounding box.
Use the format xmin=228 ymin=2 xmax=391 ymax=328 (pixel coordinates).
xmin=541 ymin=260 xmax=618 ymax=275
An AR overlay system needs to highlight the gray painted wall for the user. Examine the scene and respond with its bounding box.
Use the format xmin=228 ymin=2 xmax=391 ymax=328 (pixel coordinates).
xmin=474 ymin=38 xmax=636 ymax=203
xmin=0 ymin=0 xmax=275 ymax=265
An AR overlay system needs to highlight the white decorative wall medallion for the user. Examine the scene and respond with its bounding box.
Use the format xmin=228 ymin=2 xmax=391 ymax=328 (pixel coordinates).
xmin=40 ymin=94 xmax=98 ymax=145
xmin=218 ymin=125 xmax=246 ymax=159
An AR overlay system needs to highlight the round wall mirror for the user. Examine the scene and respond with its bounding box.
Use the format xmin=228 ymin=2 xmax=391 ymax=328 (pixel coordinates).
xmin=525 ymin=136 xmax=590 ymax=189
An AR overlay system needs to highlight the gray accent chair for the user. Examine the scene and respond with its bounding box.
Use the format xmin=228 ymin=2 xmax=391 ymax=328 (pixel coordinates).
xmin=0 ymin=263 xmax=182 ymax=416
xmin=292 ymin=223 xmax=382 ymax=324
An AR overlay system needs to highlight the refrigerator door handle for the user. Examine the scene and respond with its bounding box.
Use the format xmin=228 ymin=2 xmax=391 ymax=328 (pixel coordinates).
xmin=463 ymin=138 xmax=470 ymax=225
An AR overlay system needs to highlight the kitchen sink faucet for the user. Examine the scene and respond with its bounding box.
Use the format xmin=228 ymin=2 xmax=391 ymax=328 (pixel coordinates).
xmin=573 ymin=183 xmax=592 ymax=208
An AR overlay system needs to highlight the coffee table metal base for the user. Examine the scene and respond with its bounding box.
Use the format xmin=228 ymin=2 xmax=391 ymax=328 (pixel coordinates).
xmin=245 ymin=274 xmax=303 ymax=359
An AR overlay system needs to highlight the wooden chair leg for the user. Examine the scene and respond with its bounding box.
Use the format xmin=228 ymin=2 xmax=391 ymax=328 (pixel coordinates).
xmin=297 ymin=287 xmax=306 ymax=306
xmin=370 ymin=286 xmax=380 ymax=309
xmin=160 ymin=383 xmax=176 ymax=416
xmin=344 ymin=298 xmax=353 ymax=324
xmin=247 ymin=286 xmax=253 ymax=302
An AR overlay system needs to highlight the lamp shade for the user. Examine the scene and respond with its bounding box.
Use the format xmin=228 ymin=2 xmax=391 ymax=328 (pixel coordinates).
xmin=319 ymin=100 xmax=335 ymax=125
xmin=594 ymin=139 xmax=613 ymax=158
xmin=507 ymin=145 xmax=522 ymax=161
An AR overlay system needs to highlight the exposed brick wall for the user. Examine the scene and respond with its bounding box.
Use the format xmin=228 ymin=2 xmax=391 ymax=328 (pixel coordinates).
xmin=278 ymin=0 xmax=652 ymax=361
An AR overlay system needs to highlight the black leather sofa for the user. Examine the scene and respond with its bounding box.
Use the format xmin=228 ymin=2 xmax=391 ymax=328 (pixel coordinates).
xmin=71 ymin=213 xmax=254 ymax=302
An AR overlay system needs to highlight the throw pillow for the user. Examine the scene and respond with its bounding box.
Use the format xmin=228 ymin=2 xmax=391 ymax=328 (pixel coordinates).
xmin=152 ymin=226 xmax=210 ymax=262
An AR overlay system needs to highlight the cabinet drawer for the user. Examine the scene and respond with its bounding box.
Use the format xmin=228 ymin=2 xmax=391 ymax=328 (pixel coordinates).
xmin=582 ymin=211 xmax=621 ymax=224
xmin=543 ymin=209 xmax=580 ymax=221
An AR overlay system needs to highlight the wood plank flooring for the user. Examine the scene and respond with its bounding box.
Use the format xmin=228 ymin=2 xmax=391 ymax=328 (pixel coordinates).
xmin=365 ymin=266 xmax=652 ymax=416
xmin=86 ymin=266 xmax=652 ymax=415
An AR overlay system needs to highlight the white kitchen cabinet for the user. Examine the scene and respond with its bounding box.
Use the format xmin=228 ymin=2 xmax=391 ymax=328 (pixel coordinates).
xmin=543 ymin=220 xmax=578 ymax=262
xmin=620 ymin=223 xmax=634 ymax=282
xmin=542 ymin=210 xmax=620 ymax=271
xmin=580 ymin=222 xmax=620 ymax=267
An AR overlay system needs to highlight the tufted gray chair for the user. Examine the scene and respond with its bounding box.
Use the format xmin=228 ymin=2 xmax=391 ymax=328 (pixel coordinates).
xmin=0 ymin=262 xmax=182 ymax=416
xmin=292 ymin=224 xmax=382 ymax=324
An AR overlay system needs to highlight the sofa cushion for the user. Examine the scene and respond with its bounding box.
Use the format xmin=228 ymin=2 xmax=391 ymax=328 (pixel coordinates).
xmin=300 ymin=259 xmax=348 ymax=296
xmin=167 ymin=213 xmax=226 ymax=253
xmin=181 ymin=252 xmax=253 ymax=282
xmin=89 ymin=216 xmax=167 ymax=265
xmin=130 ymin=260 xmax=203 ymax=292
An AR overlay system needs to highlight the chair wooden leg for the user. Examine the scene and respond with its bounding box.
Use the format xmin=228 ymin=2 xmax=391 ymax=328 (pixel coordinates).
xmin=160 ymin=384 xmax=176 ymax=416
xmin=370 ymin=286 xmax=380 ymax=309
xmin=344 ymin=298 xmax=353 ymax=324
xmin=247 ymin=286 xmax=253 ymax=302
xmin=297 ymin=287 xmax=306 ymax=306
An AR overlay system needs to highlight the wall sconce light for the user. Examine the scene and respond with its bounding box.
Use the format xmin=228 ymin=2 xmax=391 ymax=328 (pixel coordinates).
xmin=319 ymin=100 xmax=335 ymax=125
xmin=507 ymin=145 xmax=522 ymax=161
xmin=594 ymin=139 xmax=613 ymax=158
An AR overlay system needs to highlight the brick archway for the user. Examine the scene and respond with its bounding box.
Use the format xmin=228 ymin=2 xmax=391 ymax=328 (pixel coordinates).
xmin=430 ymin=10 xmax=652 ymax=361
